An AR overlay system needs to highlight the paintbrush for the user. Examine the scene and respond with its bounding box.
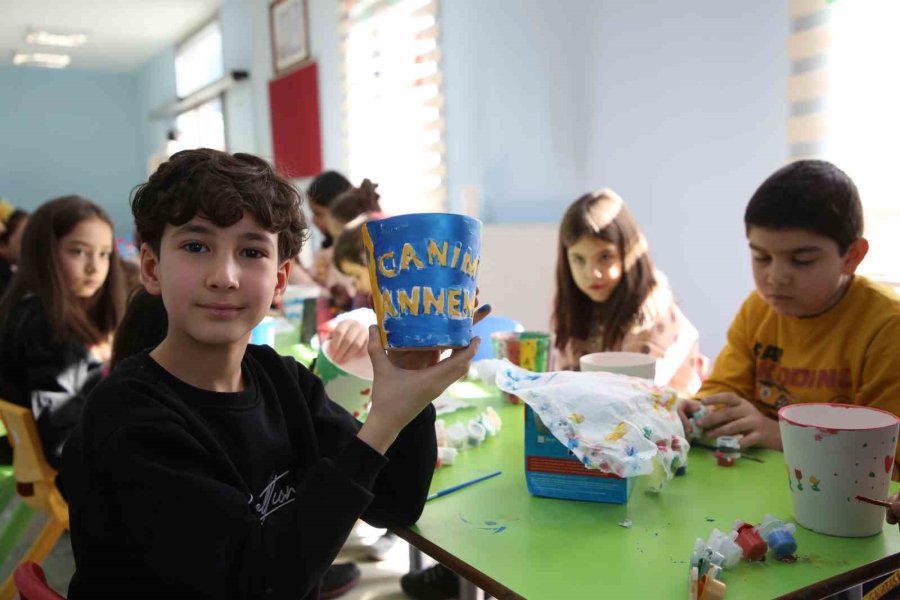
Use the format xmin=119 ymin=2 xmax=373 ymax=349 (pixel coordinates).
xmin=855 ymin=495 xmax=892 ymax=508
xmin=689 ymin=441 xmax=765 ymax=463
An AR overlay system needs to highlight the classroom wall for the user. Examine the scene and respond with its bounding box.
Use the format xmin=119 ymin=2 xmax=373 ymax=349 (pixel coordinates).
xmin=578 ymin=0 xmax=789 ymax=356
xmin=133 ymin=0 xmax=789 ymax=353
xmin=0 ymin=67 xmax=145 ymax=234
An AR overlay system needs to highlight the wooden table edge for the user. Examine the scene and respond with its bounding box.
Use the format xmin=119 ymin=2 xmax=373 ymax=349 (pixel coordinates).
xmin=392 ymin=525 xmax=525 ymax=600
xmin=395 ymin=527 xmax=900 ymax=600
xmin=774 ymin=551 xmax=900 ymax=599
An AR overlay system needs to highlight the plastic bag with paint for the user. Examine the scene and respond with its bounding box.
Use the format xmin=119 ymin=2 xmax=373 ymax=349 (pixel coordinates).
xmin=477 ymin=360 xmax=689 ymax=487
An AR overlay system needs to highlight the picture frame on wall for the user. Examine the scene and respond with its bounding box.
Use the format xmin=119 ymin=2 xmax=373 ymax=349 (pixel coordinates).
xmin=270 ymin=0 xmax=310 ymax=75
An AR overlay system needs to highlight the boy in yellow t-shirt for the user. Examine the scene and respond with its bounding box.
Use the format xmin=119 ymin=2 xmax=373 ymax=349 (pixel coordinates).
xmin=679 ymin=160 xmax=900 ymax=472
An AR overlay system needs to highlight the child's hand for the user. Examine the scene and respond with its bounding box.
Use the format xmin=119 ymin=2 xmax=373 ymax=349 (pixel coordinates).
xmin=358 ymin=326 xmax=481 ymax=455
xmin=89 ymin=338 xmax=112 ymax=364
xmin=695 ymin=392 xmax=782 ymax=450
xmin=676 ymin=398 xmax=703 ymax=437
xmin=328 ymin=320 xmax=369 ymax=364
xmin=886 ymin=492 xmax=900 ymax=526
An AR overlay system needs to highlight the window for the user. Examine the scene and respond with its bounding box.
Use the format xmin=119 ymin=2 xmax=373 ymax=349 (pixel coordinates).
xmin=175 ymin=20 xmax=224 ymax=98
xmin=342 ymin=0 xmax=446 ymax=215
xmin=175 ymin=97 xmax=226 ymax=152
xmin=173 ymin=20 xmax=227 ymax=151
xmin=788 ymin=0 xmax=900 ymax=283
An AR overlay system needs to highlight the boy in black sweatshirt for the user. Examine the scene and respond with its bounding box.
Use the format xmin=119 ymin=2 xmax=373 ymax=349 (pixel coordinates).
xmin=62 ymin=149 xmax=487 ymax=599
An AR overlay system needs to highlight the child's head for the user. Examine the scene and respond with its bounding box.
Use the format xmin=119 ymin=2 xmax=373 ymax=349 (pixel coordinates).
xmin=0 ymin=209 xmax=29 ymax=264
xmin=554 ymin=189 xmax=657 ymax=351
xmin=111 ymin=287 xmax=168 ymax=369
xmin=131 ymin=149 xmax=308 ymax=346
xmin=0 ymin=195 xmax=125 ymax=344
xmin=325 ymin=179 xmax=381 ymax=239
xmin=133 ymin=149 xmax=307 ymax=263
xmin=333 ymin=215 xmax=371 ymax=295
xmin=744 ymin=160 xmax=868 ymax=317
xmin=307 ymin=170 xmax=352 ymax=237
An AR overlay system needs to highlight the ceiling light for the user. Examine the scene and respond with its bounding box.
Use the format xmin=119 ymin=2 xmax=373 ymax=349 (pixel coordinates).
xmin=25 ymin=30 xmax=89 ymax=48
xmin=12 ymin=52 xmax=72 ymax=69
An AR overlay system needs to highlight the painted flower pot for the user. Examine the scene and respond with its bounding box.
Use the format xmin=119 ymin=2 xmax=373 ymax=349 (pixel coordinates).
xmin=779 ymin=403 xmax=900 ymax=537
xmin=363 ymin=213 xmax=482 ymax=350
xmin=490 ymin=331 xmax=551 ymax=404
xmin=314 ymin=339 xmax=374 ymax=421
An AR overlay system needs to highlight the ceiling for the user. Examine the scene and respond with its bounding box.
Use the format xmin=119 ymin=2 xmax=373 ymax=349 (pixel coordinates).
xmin=0 ymin=0 xmax=220 ymax=72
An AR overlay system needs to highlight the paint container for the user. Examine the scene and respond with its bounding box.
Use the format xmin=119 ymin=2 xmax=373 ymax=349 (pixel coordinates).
xmin=490 ymin=331 xmax=551 ymax=404
xmin=436 ymin=446 xmax=457 ymax=467
xmin=697 ymin=575 xmax=726 ymax=600
xmin=313 ymin=339 xmax=373 ymax=421
xmin=733 ymin=521 xmax=768 ymax=561
xmin=689 ymin=407 xmax=710 ymax=439
xmin=579 ymin=351 xmax=657 ymax=381
xmin=706 ymin=529 xmax=743 ymax=569
xmin=435 ymin=420 xmax=447 ymax=447
xmin=363 ymin=213 xmax=482 ymax=350
xmin=715 ymin=436 xmax=741 ymax=467
xmin=779 ymin=403 xmax=900 ymax=537
xmin=446 ymin=422 xmax=468 ymax=449
xmin=758 ymin=515 xmax=797 ymax=559
xmin=467 ymin=421 xmax=487 ymax=446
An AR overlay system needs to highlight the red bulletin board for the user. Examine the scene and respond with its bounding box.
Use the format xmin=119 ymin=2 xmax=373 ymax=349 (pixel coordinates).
xmin=268 ymin=60 xmax=323 ymax=178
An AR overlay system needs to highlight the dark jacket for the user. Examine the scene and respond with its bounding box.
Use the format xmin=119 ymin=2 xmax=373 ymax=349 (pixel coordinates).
xmin=62 ymin=345 xmax=437 ymax=599
xmin=0 ymin=296 xmax=102 ymax=467
xmin=0 ymin=257 xmax=13 ymax=297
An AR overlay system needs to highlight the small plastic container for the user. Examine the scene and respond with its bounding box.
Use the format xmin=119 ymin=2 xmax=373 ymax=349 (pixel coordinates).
xmin=758 ymin=514 xmax=798 ymax=559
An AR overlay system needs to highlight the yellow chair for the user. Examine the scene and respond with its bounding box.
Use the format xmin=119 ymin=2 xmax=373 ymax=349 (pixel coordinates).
xmin=0 ymin=400 xmax=69 ymax=600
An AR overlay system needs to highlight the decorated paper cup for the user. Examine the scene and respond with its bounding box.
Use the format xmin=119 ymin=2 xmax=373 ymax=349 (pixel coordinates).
xmin=580 ymin=351 xmax=657 ymax=381
xmin=314 ymin=339 xmax=374 ymax=420
xmin=779 ymin=403 xmax=900 ymax=537
xmin=491 ymin=331 xmax=551 ymax=404
xmin=363 ymin=213 xmax=482 ymax=350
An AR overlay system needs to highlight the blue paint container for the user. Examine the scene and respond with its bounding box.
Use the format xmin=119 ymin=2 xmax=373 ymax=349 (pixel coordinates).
xmin=758 ymin=514 xmax=798 ymax=559
xmin=766 ymin=529 xmax=797 ymax=558
xmin=363 ymin=213 xmax=482 ymax=349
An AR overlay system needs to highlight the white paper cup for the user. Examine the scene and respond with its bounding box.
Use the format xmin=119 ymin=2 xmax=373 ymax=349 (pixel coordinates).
xmin=579 ymin=351 xmax=657 ymax=381
xmin=314 ymin=339 xmax=374 ymax=421
xmin=779 ymin=403 xmax=900 ymax=537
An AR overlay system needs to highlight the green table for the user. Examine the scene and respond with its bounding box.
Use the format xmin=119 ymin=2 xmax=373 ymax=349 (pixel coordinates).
xmin=281 ymin=343 xmax=318 ymax=367
xmin=396 ymin=385 xmax=900 ymax=600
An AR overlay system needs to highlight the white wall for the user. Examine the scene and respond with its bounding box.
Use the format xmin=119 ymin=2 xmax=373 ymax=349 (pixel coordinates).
xmin=579 ymin=0 xmax=788 ymax=355
xmin=478 ymin=224 xmax=558 ymax=331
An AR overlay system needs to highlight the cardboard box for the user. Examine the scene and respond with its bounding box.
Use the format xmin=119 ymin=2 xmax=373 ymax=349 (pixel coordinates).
xmin=524 ymin=405 xmax=634 ymax=503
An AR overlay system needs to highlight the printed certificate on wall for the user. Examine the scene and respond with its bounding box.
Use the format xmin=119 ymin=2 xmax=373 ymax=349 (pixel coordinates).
xmin=270 ymin=0 xmax=310 ymax=75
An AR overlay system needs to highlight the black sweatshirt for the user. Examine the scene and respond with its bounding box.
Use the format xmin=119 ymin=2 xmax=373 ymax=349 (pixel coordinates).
xmin=62 ymin=344 xmax=437 ymax=599
xmin=0 ymin=296 xmax=103 ymax=467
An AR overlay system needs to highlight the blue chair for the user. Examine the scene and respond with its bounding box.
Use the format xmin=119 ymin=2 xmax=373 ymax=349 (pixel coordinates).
xmin=471 ymin=315 xmax=525 ymax=361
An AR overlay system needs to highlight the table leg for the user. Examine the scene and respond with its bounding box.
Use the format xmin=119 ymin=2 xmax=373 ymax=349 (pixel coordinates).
xmin=825 ymin=585 xmax=863 ymax=600
xmin=459 ymin=577 xmax=486 ymax=600
xmin=409 ymin=546 xmax=425 ymax=571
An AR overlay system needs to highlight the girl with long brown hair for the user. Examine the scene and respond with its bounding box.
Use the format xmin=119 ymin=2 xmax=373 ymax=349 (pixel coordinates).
xmin=553 ymin=189 xmax=700 ymax=393
xmin=0 ymin=195 xmax=127 ymax=466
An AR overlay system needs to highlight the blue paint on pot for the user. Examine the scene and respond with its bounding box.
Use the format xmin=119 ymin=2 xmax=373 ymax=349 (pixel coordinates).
xmin=364 ymin=213 xmax=482 ymax=349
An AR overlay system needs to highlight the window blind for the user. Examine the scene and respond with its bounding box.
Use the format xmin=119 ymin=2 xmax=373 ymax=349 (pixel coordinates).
xmin=341 ymin=0 xmax=446 ymax=215
xmin=789 ymin=0 xmax=900 ymax=283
